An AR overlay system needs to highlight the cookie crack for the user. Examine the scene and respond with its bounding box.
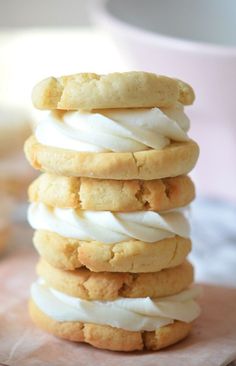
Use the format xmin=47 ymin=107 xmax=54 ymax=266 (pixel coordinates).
xmin=75 ymin=179 xmax=82 ymax=209
xmin=163 ymin=179 xmax=171 ymax=200
xmin=67 ymin=245 xmax=81 ymax=268
xmin=140 ymin=332 xmax=147 ymax=350
xmin=134 ymin=181 xmax=151 ymax=209
xmin=108 ymin=245 xmax=116 ymax=263
xmin=79 ymin=274 xmax=92 ymax=299
xmin=131 ymin=152 xmax=140 ymax=174
xmin=167 ymin=237 xmax=178 ymax=266
xmin=56 ymin=77 xmax=66 ymax=108
xmin=118 ymin=273 xmax=139 ymax=296
xmin=129 ymin=260 xmax=135 ymax=272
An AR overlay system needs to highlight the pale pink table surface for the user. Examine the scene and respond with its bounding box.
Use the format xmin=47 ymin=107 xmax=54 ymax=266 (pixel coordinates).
xmin=0 ymin=223 xmax=236 ymax=366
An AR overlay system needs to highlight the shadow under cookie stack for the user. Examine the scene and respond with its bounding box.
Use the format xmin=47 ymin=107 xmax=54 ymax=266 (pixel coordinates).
xmin=25 ymin=72 xmax=200 ymax=352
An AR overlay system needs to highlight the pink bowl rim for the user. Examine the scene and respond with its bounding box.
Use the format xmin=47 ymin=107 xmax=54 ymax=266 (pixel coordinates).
xmin=89 ymin=0 xmax=236 ymax=57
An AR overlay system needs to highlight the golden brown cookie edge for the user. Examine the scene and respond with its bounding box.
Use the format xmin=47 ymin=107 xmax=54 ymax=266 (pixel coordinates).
xmin=24 ymin=136 xmax=199 ymax=180
xmin=29 ymin=299 xmax=192 ymax=351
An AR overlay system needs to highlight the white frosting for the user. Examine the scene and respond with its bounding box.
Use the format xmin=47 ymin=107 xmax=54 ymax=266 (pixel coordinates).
xmin=35 ymin=103 xmax=190 ymax=153
xmin=27 ymin=203 xmax=190 ymax=244
xmin=31 ymin=280 xmax=201 ymax=331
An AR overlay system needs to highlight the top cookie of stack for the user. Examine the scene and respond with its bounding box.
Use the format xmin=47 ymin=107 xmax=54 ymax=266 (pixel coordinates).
xmin=25 ymin=72 xmax=199 ymax=180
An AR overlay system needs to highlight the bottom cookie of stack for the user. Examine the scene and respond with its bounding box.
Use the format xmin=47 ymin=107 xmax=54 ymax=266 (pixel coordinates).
xmin=29 ymin=260 xmax=200 ymax=351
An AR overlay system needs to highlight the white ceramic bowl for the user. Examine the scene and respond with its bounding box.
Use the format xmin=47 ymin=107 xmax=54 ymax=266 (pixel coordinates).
xmin=90 ymin=0 xmax=236 ymax=201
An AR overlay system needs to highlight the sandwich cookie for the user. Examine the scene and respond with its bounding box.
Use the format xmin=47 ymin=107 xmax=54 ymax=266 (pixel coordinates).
xmin=30 ymin=260 xmax=200 ymax=351
xmin=28 ymin=203 xmax=191 ymax=272
xmin=30 ymin=302 xmax=193 ymax=352
xmin=25 ymin=72 xmax=199 ymax=179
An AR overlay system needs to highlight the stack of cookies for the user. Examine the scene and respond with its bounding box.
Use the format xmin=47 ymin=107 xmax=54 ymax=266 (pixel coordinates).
xmin=25 ymin=72 xmax=200 ymax=352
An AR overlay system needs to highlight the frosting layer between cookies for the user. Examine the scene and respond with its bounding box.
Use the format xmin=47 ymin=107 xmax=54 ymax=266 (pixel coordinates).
xmin=31 ymin=280 xmax=201 ymax=332
xmin=35 ymin=103 xmax=189 ymax=153
xmin=28 ymin=203 xmax=190 ymax=244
